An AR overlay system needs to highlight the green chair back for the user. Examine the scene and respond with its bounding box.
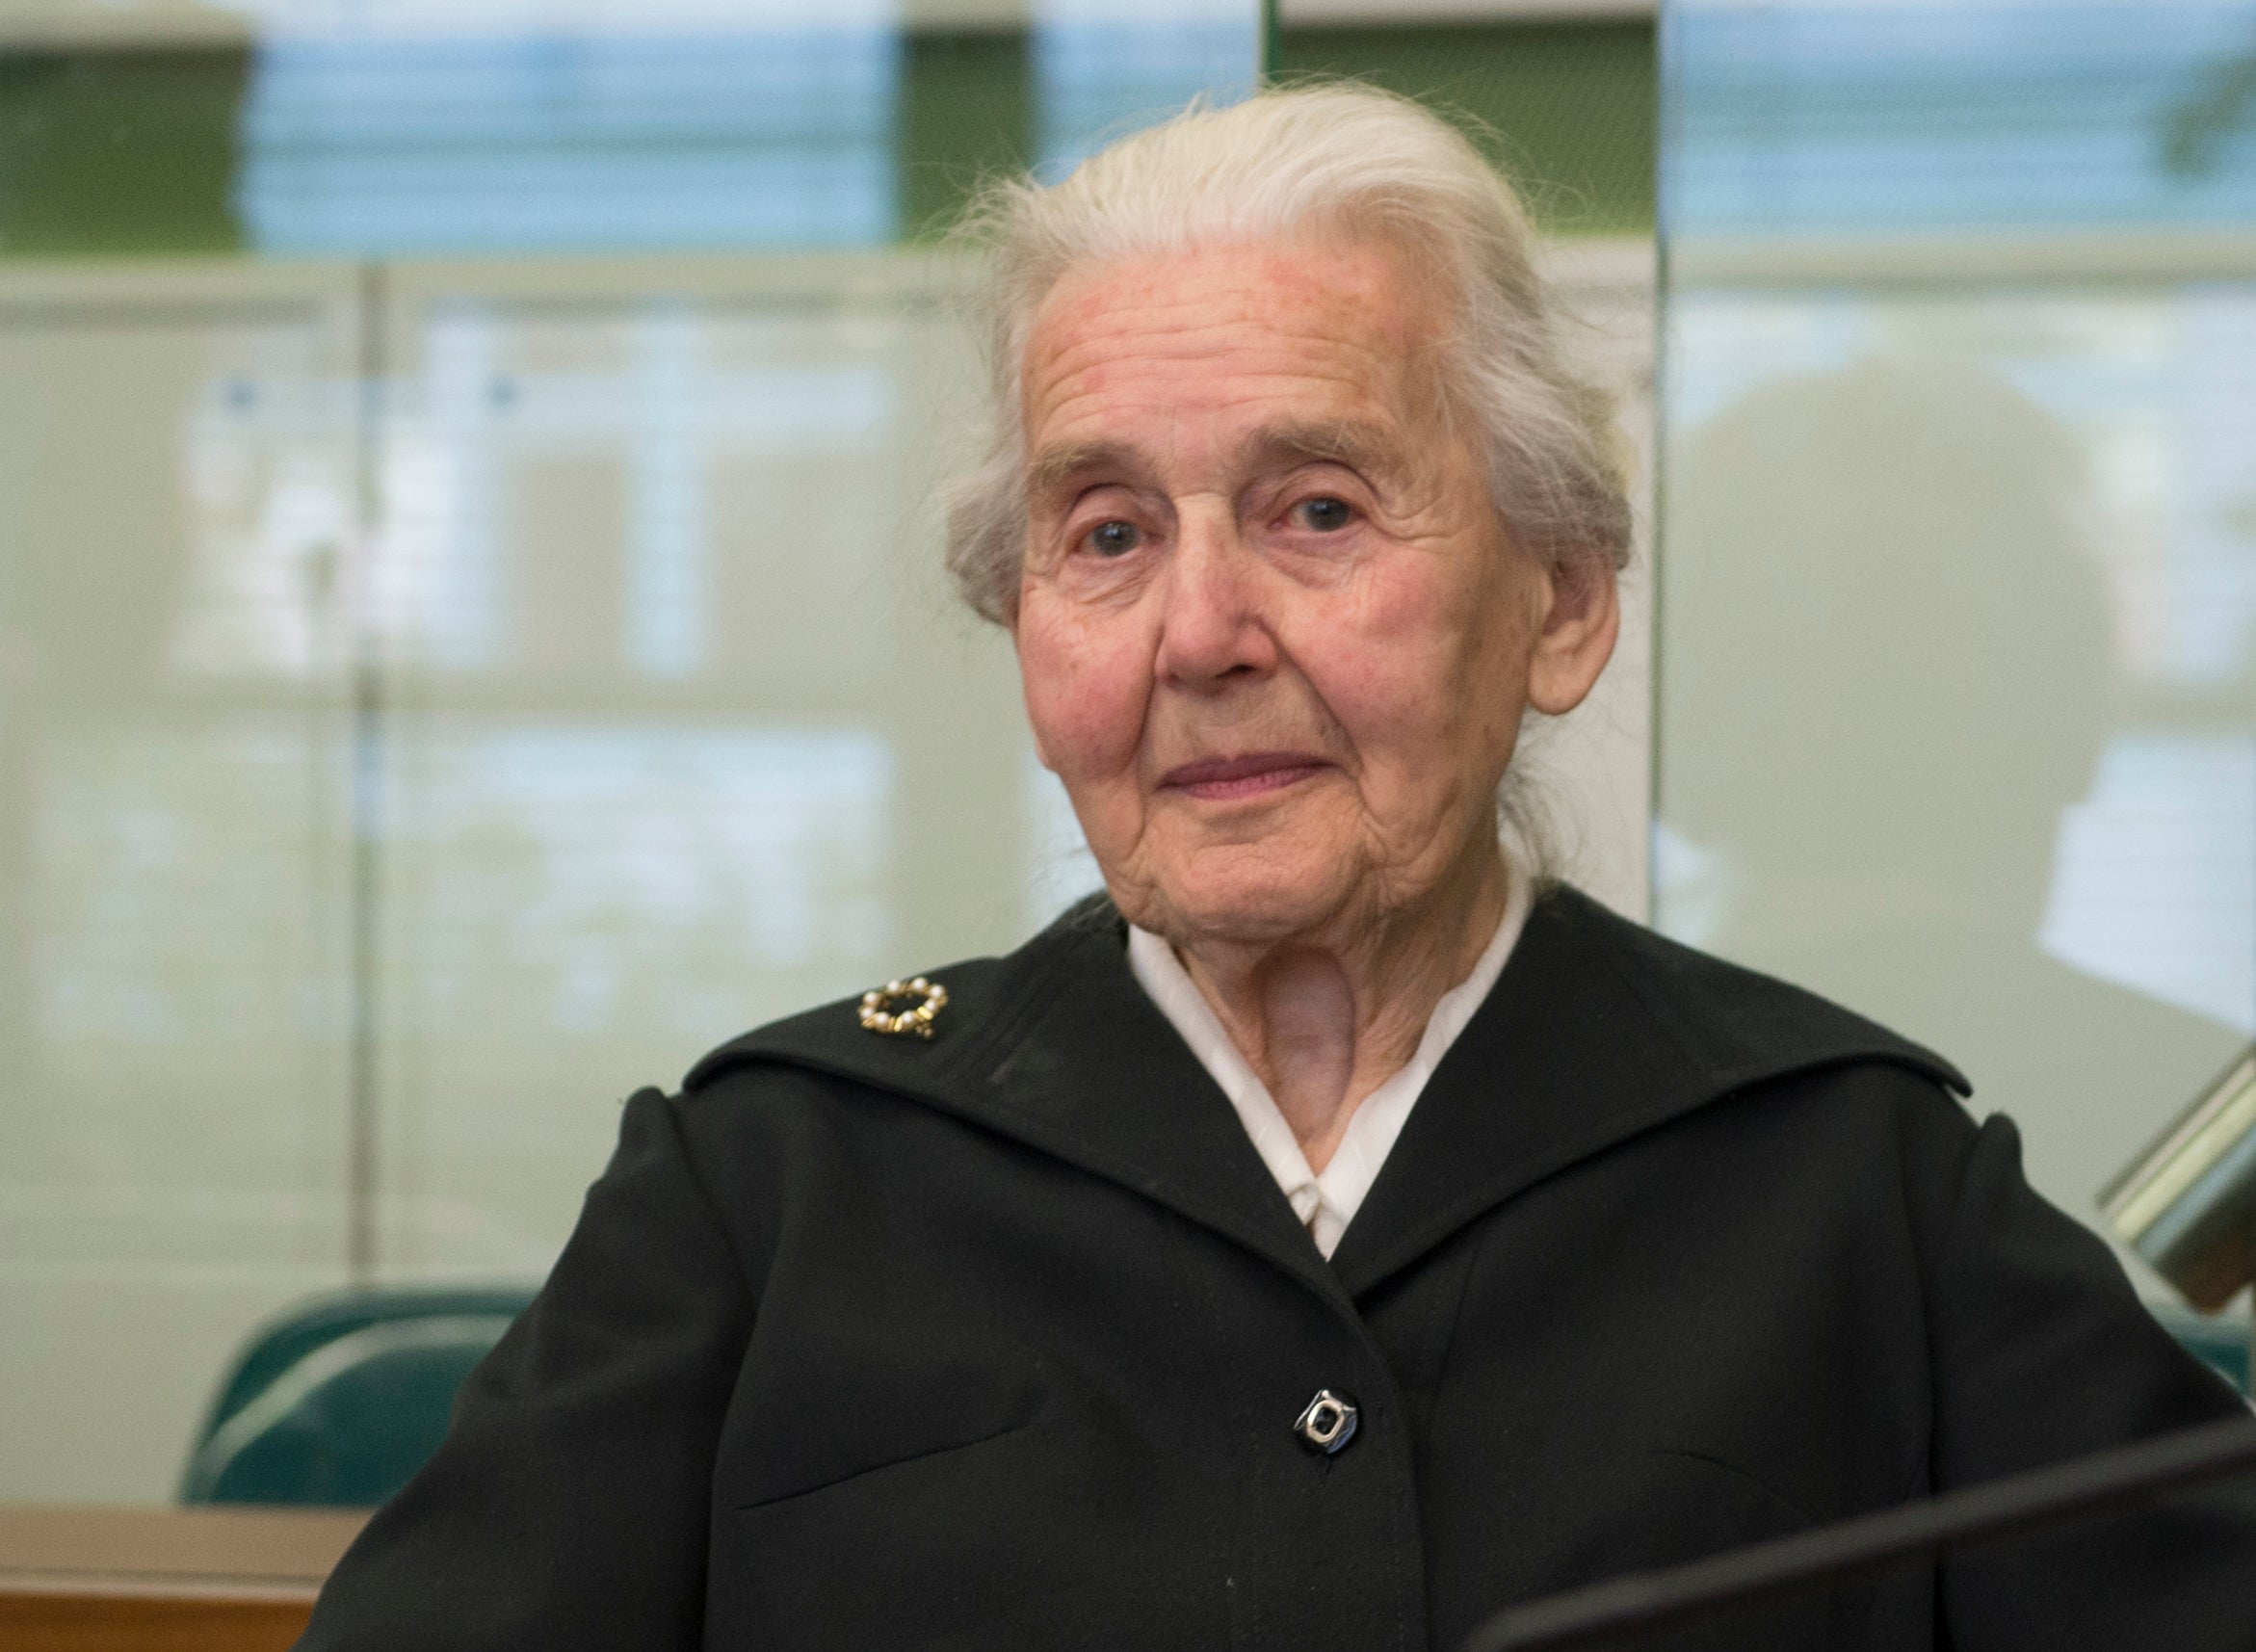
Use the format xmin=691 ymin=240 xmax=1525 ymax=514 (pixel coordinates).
xmin=2149 ymin=1301 xmax=2252 ymax=1398
xmin=183 ymin=1286 xmax=535 ymax=1507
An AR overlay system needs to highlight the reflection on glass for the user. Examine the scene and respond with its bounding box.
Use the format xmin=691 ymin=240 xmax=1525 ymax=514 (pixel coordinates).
xmin=386 ymin=724 xmax=894 ymax=1046
xmin=171 ymin=370 xmax=355 ymax=680
xmin=365 ymin=275 xmax=1009 ymax=1284
xmin=372 ymin=722 xmax=897 ymax=1279
xmin=236 ymin=0 xmax=903 ymax=253
xmin=2043 ymin=735 xmax=2255 ymax=1030
xmin=1035 ymin=0 xmax=1258 ymax=174
xmin=373 ymin=299 xmax=899 ymax=677
xmin=0 ymin=290 xmax=358 ymax=1501
xmin=0 ymin=0 xmax=1263 ymax=1505
xmin=35 ymin=723 xmax=348 ymax=1054
xmin=1659 ymin=353 xmax=2248 ymax=1216
xmin=1660 ymin=0 xmax=2256 ymax=1242
xmin=1667 ymin=2 xmax=2256 ymax=233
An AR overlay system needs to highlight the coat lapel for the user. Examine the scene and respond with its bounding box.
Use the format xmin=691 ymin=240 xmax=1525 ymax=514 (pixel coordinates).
xmin=1326 ymin=886 xmax=1967 ymax=1298
xmin=694 ymin=888 xmax=1965 ymax=1310
xmin=696 ymin=900 xmax=1336 ymax=1300
xmin=969 ymin=903 xmax=1339 ymax=1298
xmin=1325 ymin=887 xmax=1707 ymax=1297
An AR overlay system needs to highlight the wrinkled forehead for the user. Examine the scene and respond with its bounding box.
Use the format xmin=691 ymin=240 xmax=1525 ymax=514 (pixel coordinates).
xmin=1016 ymin=238 xmax=1450 ymax=470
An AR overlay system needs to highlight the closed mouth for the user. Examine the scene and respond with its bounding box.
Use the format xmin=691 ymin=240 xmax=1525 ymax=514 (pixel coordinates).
xmin=1160 ymin=752 xmax=1330 ymax=801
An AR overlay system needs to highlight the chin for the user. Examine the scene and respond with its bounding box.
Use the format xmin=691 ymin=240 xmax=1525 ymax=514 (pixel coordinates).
xmin=1142 ymin=849 xmax=1354 ymax=946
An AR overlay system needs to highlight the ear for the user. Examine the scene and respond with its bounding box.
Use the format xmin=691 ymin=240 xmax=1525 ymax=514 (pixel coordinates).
xmin=1525 ymin=556 xmax=1620 ymax=716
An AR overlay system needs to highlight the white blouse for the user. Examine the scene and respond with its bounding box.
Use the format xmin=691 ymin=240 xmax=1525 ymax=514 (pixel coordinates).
xmin=1126 ymin=870 xmax=1532 ymax=1260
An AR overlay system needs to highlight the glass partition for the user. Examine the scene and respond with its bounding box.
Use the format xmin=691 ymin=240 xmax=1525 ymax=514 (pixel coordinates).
xmin=0 ymin=0 xmax=1259 ymax=1506
xmin=363 ymin=254 xmax=1026 ymax=1283
xmin=0 ymin=259 xmax=364 ymax=1505
xmin=0 ymin=0 xmax=1663 ymax=1509
xmin=1657 ymin=0 xmax=2256 ymax=1266
xmin=16 ymin=0 xmax=2238 ymax=1519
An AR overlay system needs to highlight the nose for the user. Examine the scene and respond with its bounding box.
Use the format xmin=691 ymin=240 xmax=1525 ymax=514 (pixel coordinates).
xmin=1155 ymin=505 xmax=1276 ymax=691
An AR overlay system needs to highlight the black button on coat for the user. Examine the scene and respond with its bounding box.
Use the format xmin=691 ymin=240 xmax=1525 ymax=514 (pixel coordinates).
xmin=295 ymin=888 xmax=2256 ymax=1651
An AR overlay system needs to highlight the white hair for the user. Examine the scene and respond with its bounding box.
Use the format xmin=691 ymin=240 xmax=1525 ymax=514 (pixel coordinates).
xmin=941 ymin=82 xmax=1633 ymax=627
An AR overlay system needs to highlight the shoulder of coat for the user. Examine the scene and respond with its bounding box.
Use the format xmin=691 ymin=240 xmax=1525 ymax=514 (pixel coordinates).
xmin=1534 ymin=882 xmax=1972 ymax=1100
xmin=673 ymin=893 xmax=1122 ymax=1097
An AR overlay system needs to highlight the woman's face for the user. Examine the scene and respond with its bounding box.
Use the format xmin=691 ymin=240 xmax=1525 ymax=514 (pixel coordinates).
xmin=1011 ymin=238 xmax=1613 ymax=947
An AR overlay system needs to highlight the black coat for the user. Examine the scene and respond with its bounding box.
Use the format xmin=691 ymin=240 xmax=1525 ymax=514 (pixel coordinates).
xmin=296 ymin=888 xmax=2256 ymax=1652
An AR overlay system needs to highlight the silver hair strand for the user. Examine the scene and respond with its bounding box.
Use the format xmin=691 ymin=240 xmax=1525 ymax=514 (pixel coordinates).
xmin=940 ymin=82 xmax=1633 ymax=627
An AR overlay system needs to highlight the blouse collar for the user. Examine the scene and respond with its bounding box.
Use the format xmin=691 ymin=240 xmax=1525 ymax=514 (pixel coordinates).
xmin=1124 ymin=869 xmax=1533 ymax=1258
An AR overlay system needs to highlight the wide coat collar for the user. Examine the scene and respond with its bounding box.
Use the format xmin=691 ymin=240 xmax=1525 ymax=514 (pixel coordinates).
xmin=687 ymin=886 xmax=1967 ymax=1304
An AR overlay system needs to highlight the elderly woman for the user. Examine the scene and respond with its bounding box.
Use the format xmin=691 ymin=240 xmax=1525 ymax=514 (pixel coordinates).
xmin=297 ymin=89 xmax=2253 ymax=1651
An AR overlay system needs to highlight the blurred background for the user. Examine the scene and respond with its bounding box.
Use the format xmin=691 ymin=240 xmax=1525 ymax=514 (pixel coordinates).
xmin=1655 ymin=0 xmax=2255 ymax=1320
xmin=0 ymin=0 xmax=2246 ymax=1512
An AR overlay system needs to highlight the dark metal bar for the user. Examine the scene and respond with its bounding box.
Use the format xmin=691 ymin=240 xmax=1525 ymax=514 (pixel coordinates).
xmin=1459 ymin=1415 xmax=2256 ymax=1652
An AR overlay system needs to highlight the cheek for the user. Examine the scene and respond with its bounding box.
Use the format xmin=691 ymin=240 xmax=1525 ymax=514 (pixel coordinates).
xmin=1299 ymin=577 xmax=1460 ymax=736
xmin=1292 ymin=562 xmax=1528 ymax=781
xmin=1015 ymin=603 xmax=1149 ymax=782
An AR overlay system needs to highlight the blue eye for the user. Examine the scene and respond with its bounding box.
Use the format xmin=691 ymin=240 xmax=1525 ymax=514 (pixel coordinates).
xmin=1085 ymin=520 xmax=1141 ymax=558
xmin=1293 ymin=496 xmax=1354 ymax=533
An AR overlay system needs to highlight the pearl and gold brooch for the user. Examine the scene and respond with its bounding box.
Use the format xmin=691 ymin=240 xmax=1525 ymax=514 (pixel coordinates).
xmin=857 ymin=977 xmax=948 ymax=1039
